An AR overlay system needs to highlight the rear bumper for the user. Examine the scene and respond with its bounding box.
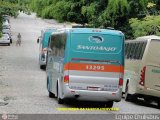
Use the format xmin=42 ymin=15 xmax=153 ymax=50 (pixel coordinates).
xmin=0 ymin=40 xmax=10 ymax=44
xmin=62 ymin=85 xmax=122 ymax=102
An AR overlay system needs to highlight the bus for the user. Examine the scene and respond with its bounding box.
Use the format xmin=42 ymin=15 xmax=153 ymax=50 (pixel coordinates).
xmin=37 ymin=28 xmax=56 ymax=69
xmin=123 ymin=35 xmax=160 ymax=107
xmin=46 ymin=28 xmax=125 ymax=107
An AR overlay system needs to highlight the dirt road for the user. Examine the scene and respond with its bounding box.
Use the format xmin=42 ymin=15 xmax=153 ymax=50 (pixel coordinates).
xmin=0 ymin=13 xmax=159 ymax=115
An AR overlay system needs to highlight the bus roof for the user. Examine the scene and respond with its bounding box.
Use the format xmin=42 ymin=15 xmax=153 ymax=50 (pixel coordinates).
xmin=137 ymin=35 xmax=160 ymax=40
xmin=126 ymin=35 xmax=160 ymax=43
xmin=44 ymin=29 xmax=56 ymax=34
xmin=41 ymin=27 xmax=56 ymax=33
xmin=52 ymin=28 xmax=124 ymax=36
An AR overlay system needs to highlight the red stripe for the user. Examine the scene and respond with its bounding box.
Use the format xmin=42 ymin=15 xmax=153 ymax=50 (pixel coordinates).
xmin=64 ymin=62 xmax=124 ymax=73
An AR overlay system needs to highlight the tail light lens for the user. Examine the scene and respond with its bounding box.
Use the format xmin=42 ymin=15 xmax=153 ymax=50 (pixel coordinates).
xmin=64 ymin=75 xmax=69 ymax=83
xmin=139 ymin=66 xmax=146 ymax=86
xmin=119 ymin=78 xmax=123 ymax=86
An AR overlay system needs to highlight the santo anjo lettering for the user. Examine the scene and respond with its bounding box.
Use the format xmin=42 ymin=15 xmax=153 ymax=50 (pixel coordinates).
xmin=77 ymin=45 xmax=117 ymax=51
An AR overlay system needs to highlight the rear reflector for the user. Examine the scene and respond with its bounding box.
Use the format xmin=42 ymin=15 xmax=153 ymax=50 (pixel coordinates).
xmin=119 ymin=78 xmax=123 ymax=86
xmin=64 ymin=75 xmax=69 ymax=83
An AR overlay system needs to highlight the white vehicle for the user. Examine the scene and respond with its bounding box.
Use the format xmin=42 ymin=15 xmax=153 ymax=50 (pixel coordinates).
xmin=123 ymin=35 xmax=160 ymax=107
xmin=3 ymin=20 xmax=10 ymax=28
xmin=2 ymin=28 xmax=11 ymax=36
xmin=0 ymin=33 xmax=11 ymax=46
xmin=37 ymin=28 xmax=56 ymax=69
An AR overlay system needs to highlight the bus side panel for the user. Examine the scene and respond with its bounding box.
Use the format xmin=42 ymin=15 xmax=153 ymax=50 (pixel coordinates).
xmin=143 ymin=40 xmax=160 ymax=97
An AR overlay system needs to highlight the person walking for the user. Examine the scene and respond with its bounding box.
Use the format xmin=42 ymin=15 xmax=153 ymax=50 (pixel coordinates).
xmin=16 ymin=33 xmax=21 ymax=46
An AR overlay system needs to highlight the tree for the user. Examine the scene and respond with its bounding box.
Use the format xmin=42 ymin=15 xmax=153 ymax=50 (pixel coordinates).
xmin=130 ymin=16 xmax=160 ymax=38
xmin=99 ymin=0 xmax=130 ymax=28
xmin=0 ymin=0 xmax=20 ymax=37
xmin=27 ymin=0 xmax=160 ymax=39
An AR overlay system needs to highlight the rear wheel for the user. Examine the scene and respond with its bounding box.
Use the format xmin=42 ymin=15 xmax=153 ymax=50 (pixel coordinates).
xmin=158 ymin=100 xmax=160 ymax=108
xmin=105 ymin=101 xmax=114 ymax=108
xmin=47 ymin=78 xmax=55 ymax=98
xmin=40 ymin=65 xmax=46 ymax=70
xmin=57 ymin=83 xmax=64 ymax=104
xmin=49 ymin=91 xmax=55 ymax=98
xmin=125 ymin=82 xmax=132 ymax=101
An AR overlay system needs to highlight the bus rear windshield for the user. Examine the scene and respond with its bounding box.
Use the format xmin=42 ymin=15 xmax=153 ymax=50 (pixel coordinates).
xmin=71 ymin=33 xmax=123 ymax=54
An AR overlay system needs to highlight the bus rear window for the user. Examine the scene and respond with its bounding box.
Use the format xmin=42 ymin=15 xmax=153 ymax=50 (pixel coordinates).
xmin=125 ymin=41 xmax=147 ymax=60
xmin=71 ymin=33 xmax=123 ymax=54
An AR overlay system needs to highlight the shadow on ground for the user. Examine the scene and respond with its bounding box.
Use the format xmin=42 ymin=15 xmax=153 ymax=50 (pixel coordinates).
xmin=125 ymin=98 xmax=160 ymax=110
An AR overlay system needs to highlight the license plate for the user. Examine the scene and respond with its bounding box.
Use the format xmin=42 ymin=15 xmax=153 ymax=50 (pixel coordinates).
xmin=87 ymin=86 xmax=99 ymax=91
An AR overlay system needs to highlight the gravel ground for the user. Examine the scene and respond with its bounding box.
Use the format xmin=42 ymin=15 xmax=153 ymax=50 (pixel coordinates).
xmin=0 ymin=13 xmax=159 ymax=115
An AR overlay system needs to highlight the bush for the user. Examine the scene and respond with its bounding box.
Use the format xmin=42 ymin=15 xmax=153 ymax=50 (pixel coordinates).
xmin=130 ymin=15 xmax=160 ymax=38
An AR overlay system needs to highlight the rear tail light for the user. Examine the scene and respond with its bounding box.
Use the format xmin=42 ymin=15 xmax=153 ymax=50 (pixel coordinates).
xmin=139 ymin=66 xmax=146 ymax=86
xmin=119 ymin=78 xmax=123 ymax=86
xmin=64 ymin=75 xmax=69 ymax=83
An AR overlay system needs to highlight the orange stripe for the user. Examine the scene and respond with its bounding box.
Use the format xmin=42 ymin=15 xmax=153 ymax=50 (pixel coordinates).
xmin=64 ymin=62 xmax=124 ymax=73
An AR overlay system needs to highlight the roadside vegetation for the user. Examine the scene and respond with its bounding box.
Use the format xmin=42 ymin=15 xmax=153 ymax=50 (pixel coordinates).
xmin=29 ymin=0 xmax=160 ymax=39
xmin=1 ymin=0 xmax=160 ymax=39
xmin=0 ymin=0 xmax=30 ymax=37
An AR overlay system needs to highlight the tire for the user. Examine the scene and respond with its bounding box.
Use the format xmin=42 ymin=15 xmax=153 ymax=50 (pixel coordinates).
xmin=49 ymin=91 xmax=55 ymax=98
xmin=124 ymin=82 xmax=132 ymax=101
xmin=47 ymin=79 xmax=55 ymax=98
xmin=158 ymin=100 xmax=160 ymax=109
xmin=105 ymin=101 xmax=114 ymax=108
xmin=57 ymin=83 xmax=64 ymax=104
xmin=40 ymin=65 xmax=46 ymax=70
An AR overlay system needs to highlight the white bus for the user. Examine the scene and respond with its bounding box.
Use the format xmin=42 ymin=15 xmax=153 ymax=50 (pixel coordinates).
xmin=123 ymin=35 xmax=160 ymax=108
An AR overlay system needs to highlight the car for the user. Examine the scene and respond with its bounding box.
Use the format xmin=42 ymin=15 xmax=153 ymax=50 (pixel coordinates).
xmin=3 ymin=33 xmax=12 ymax=43
xmin=2 ymin=15 xmax=10 ymax=23
xmin=2 ymin=32 xmax=12 ymax=43
xmin=0 ymin=33 xmax=11 ymax=46
xmin=2 ymin=28 xmax=11 ymax=36
xmin=2 ymin=20 xmax=10 ymax=27
xmin=3 ymin=24 xmax=11 ymax=29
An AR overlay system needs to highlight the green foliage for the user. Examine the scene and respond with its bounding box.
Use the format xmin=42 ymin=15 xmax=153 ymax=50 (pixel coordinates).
xmin=5 ymin=0 xmax=159 ymax=39
xmin=53 ymin=1 xmax=71 ymax=22
xmin=82 ymin=2 xmax=98 ymax=26
xmin=0 ymin=0 xmax=24 ymax=34
xmin=0 ymin=1 xmax=19 ymax=17
xmin=130 ymin=16 xmax=160 ymax=38
xmin=0 ymin=32 xmax=2 ymax=38
xmin=99 ymin=0 xmax=130 ymax=28
xmin=67 ymin=1 xmax=86 ymax=24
